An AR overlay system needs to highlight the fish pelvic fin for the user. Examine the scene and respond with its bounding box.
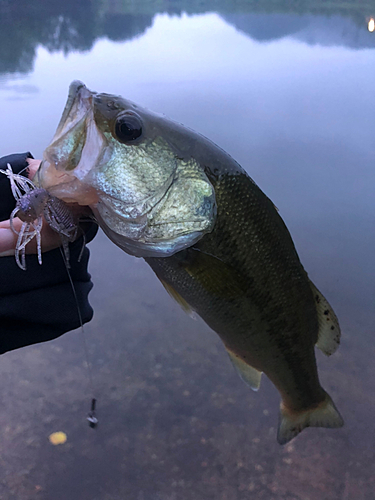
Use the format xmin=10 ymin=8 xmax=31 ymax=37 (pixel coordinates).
xmin=277 ymin=391 xmax=344 ymax=445
xmin=226 ymin=349 xmax=262 ymax=391
xmin=310 ymin=281 xmax=341 ymax=356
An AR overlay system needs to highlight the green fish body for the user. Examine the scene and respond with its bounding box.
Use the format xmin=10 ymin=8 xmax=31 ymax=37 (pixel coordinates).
xmin=39 ymin=81 xmax=343 ymax=444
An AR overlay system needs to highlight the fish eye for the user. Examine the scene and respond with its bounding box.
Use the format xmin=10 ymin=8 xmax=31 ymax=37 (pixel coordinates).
xmin=114 ymin=112 xmax=142 ymax=143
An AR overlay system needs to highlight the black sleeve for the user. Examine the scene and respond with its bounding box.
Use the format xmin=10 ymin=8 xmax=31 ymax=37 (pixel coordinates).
xmin=0 ymin=152 xmax=98 ymax=354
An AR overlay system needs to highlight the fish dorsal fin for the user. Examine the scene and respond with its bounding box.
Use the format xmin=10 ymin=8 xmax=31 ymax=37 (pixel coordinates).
xmin=226 ymin=349 xmax=262 ymax=391
xmin=159 ymin=279 xmax=196 ymax=318
xmin=310 ymin=281 xmax=341 ymax=356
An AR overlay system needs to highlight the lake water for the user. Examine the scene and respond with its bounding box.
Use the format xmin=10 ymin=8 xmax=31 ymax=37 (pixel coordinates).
xmin=0 ymin=2 xmax=374 ymax=499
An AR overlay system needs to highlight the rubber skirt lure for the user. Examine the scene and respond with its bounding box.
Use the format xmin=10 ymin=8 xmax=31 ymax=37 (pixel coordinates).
xmin=0 ymin=163 xmax=78 ymax=270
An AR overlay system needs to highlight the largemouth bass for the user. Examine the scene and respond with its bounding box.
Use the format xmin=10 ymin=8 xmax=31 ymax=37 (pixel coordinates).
xmin=38 ymin=81 xmax=343 ymax=444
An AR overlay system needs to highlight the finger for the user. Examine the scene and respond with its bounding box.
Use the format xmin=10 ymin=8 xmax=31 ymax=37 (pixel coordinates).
xmin=26 ymin=158 xmax=41 ymax=180
xmin=0 ymin=217 xmax=62 ymax=257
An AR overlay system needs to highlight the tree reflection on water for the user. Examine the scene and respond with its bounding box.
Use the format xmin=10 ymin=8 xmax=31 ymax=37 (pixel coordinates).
xmin=0 ymin=0 xmax=373 ymax=75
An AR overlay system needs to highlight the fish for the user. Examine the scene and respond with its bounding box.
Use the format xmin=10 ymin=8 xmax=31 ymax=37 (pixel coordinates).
xmin=38 ymin=81 xmax=344 ymax=444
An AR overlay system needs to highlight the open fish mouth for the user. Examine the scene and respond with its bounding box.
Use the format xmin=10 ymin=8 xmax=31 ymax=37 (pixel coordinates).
xmin=38 ymin=82 xmax=172 ymax=215
xmin=38 ymin=81 xmax=102 ymax=206
xmin=55 ymin=80 xmax=90 ymax=138
xmin=45 ymin=81 xmax=94 ymax=171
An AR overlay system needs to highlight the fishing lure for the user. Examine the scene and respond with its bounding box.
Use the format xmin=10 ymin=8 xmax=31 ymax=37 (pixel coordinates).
xmin=0 ymin=163 xmax=78 ymax=270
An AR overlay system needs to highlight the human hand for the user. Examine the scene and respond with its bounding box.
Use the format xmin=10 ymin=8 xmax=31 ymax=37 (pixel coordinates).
xmin=0 ymin=153 xmax=97 ymax=354
xmin=0 ymin=157 xmax=73 ymax=257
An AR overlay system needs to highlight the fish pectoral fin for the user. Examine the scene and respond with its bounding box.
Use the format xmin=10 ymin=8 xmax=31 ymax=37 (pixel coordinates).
xmin=277 ymin=391 xmax=344 ymax=445
xmin=310 ymin=281 xmax=341 ymax=356
xmin=159 ymin=279 xmax=196 ymax=318
xmin=226 ymin=349 xmax=262 ymax=391
xmin=181 ymin=248 xmax=251 ymax=299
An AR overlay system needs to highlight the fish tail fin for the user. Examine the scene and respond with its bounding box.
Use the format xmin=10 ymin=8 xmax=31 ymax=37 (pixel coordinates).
xmin=277 ymin=391 xmax=344 ymax=445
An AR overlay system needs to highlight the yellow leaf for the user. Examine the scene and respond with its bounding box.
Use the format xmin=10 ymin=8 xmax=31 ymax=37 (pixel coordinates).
xmin=48 ymin=432 xmax=67 ymax=445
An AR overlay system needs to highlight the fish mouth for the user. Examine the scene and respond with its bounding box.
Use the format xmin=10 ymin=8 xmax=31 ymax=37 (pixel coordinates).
xmin=55 ymin=80 xmax=89 ymax=137
xmin=39 ymin=81 xmax=176 ymax=218
xmin=38 ymin=81 xmax=102 ymax=206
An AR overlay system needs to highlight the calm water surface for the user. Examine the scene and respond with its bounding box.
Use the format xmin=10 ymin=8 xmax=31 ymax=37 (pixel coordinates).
xmin=0 ymin=2 xmax=374 ymax=499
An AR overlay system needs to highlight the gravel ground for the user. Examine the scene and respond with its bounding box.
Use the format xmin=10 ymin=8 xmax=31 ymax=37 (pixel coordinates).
xmin=0 ymin=232 xmax=374 ymax=500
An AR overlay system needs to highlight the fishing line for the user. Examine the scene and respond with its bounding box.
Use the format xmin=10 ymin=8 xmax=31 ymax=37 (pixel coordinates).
xmin=2 ymin=163 xmax=99 ymax=426
xmin=60 ymin=246 xmax=98 ymax=428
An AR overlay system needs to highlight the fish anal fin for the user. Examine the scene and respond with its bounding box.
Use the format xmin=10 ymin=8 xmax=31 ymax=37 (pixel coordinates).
xmin=227 ymin=349 xmax=262 ymax=391
xmin=160 ymin=279 xmax=196 ymax=318
xmin=310 ymin=281 xmax=341 ymax=356
xmin=277 ymin=391 xmax=344 ymax=445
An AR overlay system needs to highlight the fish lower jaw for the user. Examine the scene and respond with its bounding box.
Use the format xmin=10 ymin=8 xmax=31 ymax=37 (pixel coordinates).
xmin=37 ymin=158 xmax=99 ymax=206
xmin=39 ymin=172 xmax=99 ymax=206
xmin=48 ymin=182 xmax=98 ymax=206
